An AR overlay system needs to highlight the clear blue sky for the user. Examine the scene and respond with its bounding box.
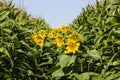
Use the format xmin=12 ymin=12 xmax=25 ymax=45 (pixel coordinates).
xmin=12 ymin=0 xmax=97 ymax=28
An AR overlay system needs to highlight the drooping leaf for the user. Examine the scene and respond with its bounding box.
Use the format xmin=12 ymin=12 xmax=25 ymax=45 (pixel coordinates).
xmin=0 ymin=11 xmax=10 ymax=21
xmin=59 ymin=55 xmax=76 ymax=68
xmin=0 ymin=47 xmax=13 ymax=68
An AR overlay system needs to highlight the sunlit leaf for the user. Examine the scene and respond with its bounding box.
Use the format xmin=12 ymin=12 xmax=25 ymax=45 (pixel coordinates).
xmin=0 ymin=11 xmax=10 ymax=21
xmin=52 ymin=68 xmax=64 ymax=79
xmin=59 ymin=55 xmax=76 ymax=68
xmin=87 ymin=50 xmax=101 ymax=60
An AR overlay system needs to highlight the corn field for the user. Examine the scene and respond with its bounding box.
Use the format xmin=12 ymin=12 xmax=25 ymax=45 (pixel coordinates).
xmin=0 ymin=0 xmax=120 ymax=80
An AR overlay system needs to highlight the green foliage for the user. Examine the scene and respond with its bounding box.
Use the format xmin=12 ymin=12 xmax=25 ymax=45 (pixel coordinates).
xmin=0 ymin=1 xmax=50 ymax=79
xmin=70 ymin=0 xmax=120 ymax=79
xmin=0 ymin=0 xmax=120 ymax=80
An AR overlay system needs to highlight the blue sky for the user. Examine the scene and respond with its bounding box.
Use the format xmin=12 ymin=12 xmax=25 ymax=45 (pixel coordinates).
xmin=12 ymin=0 xmax=97 ymax=28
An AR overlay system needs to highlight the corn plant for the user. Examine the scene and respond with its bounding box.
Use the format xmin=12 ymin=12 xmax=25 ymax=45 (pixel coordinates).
xmin=70 ymin=0 xmax=120 ymax=79
xmin=0 ymin=1 xmax=50 ymax=79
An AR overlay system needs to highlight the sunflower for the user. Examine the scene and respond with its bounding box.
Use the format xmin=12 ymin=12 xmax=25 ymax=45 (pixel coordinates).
xmin=54 ymin=35 xmax=64 ymax=47
xmin=31 ymin=32 xmax=37 ymax=38
xmin=68 ymin=33 xmax=83 ymax=42
xmin=35 ymin=34 xmax=44 ymax=41
xmin=64 ymin=40 xmax=80 ymax=54
xmin=38 ymin=29 xmax=46 ymax=38
xmin=36 ymin=39 xmax=44 ymax=47
xmin=60 ymin=24 xmax=71 ymax=33
xmin=48 ymin=32 xmax=55 ymax=38
xmin=32 ymin=32 xmax=45 ymax=47
xmin=48 ymin=30 xmax=60 ymax=39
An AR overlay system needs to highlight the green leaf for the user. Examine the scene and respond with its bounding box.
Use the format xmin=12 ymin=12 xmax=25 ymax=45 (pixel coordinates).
xmin=27 ymin=70 xmax=34 ymax=76
xmin=44 ymin=41 xmax=51 ymax=47
xmin=19 ymin=29 xmax=32 ymax=35
xmin=0 ymin=47 xmax=13 ymax=68
xmin=70 ymin=72 xmax=99 ymax=80
xmin=3 ymin=29 xmax=12 ymax=33
xmin=52 ymin=68 xmax=64 ymax=79
xmin=20 ymin=40 xmax=30 ymax=48
xmin=59 ymin=55 xmax=76 ymax=68
xmin=17 ymin=49 xmax=25 ymax=53
xmin=87 ymin=50 xmax=101 ymax=60
xmin=70 ymin=73 xmax=81 ymax=79
xmin=92 ymin=76 xmax=103 ymax=80
xmin=4 ymin=74 xmax=12 ymax=80
xmin=0 ymin=47 xmax=11 ymax=59
xmin=78 ymin=73 xmax=90 ymax=80
xmin=105 ymin=73 xmax=120 ymax=80
xmin=0 ymin=11 xmax=10 ymax=21
xmin=47 ymin=66 xmax=60 ymax=74
xmin=114 ymin=40 xmax=120 ymax=45
xmin=112 ymin=2 xmax=120 ymax=5
xmin=38 ymin=56 xmax=53 ymax=66
xmin=116 ymin=77 xmax=120 ymax=80
xmin=112 ymin=61 xmax=120 ymax=66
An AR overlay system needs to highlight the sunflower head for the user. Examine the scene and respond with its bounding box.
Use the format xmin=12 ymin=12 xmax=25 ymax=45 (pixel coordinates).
xmin=60 ymin=24 xmax=71 ymax=33
xmin=38 ymin=29 xmax=46 ymax=38
xmin=68 ymin=33 xmax=83 ymax=42
xmin=64 ymin=40 xmax=80 ymax=54
xmin=36 ymin=39 xmax=44 ymax=47
xmin=48 ymin=32 xmax=54 ymax=38
xmin=31 ymin=32 xmax=45 ymax=47
xmin=54 ymin=35 xmax=64 ymax=47
xmin=31 ymin=32 xmax=37 ymax=38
